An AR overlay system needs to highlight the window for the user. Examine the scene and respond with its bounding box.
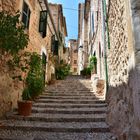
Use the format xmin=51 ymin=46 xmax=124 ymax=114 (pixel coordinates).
xmin=39 ymin=11 xmax=47 ymax=38
xmin=51 ymin=35 xmax=59 ymax=55
xmin=74 ymin=60 xmax=77 ymax=64
xmin=54 ymin=41 xmax=59 ymax=55
xmin=74 ymin=68 xmax=77 ymax=72
xmin=74 ymin=50 xmax=78 ymax=53
xmin=51 ymin=35 xmax=55 ymax=53
xmin=22 ymin=1 xmax=31 ymax=29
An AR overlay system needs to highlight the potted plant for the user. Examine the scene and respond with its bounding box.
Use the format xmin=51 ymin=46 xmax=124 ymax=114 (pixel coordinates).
xmin=17 ymin=52 xmax=44 ymax=116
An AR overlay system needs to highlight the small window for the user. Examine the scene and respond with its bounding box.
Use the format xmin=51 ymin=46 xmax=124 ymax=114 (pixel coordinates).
xmin=22 ymin=1 xmax=31 ymax=29
xmin=74 ymin=60 xmax=77 ymax=64
xmin=39 ymin=11 xmax=47 ymax=38
xmin=53 ymin=41 xmax=59 ymax=55
xmin=74 ymin=50 xmax=78 ymax=53
xmin=74 ymin=68 xmax=77 ymax=72
xmin=51 ymin=35 xmax=59 ymax=55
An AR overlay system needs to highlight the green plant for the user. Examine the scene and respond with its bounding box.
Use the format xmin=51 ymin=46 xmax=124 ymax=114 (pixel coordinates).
xmin=26 ymin=52 xmax=44 ymax=98
xmin=7 ymin=52 xmax=44 ymax=100
xmin=0 ymin=11 xmax=28 ymax=55
xmin=89 ymin=55 xmax=97 ymax=71
xmin=81 ymin=67 xmax=91 ymax=76
xmin=55 ymin=60 xmax=70 ymax=80
xmin=0 ymin=11 xmax=29 ymax=86
xmin=22 ymin=88 xmax=31 ymax=100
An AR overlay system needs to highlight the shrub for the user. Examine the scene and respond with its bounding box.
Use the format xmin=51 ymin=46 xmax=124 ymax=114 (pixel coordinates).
xmin=81 ymin=67 xmax=91 ymax=76
xmin=89 ymin=56 xmax=97 ymax=71
xmin=55 ymin=60 xmax=70 ymax=80
xmin=26 ymin=53 xmax=44 ymax=98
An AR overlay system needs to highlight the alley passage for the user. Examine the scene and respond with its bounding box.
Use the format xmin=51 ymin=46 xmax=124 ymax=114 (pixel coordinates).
xmin=0 ymin=76 xmax=114 ymax=140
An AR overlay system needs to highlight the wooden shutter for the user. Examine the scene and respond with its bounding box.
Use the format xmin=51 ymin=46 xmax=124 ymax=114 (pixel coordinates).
xmin=39 ymin=11 xmax=47 ymax=38
xmin=54 ymin=41 xmax=59 ymax=55
xmin=51 ymin=35 xmax=55 ymax=53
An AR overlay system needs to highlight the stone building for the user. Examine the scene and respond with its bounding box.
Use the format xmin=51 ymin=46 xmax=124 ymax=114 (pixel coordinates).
xmin=78 ymin=0 xmax=105 ymax=78
xmin=48 ymin=3 xmax=68 ymax=62
xmin=77 ymin=0 xmax=106 ymax=96
xmin=77 ymin=0 xmax=91 ymax=72
xmin=78 ymin=0 xmax=140 ymax=139
xmin=0 ymin=0 xmax=67 ymax=118
xmin=77 ymin=3 xmax=85 ymax=74
xmin=68 ymin=39 xmax=78 ymax=75
xmin=106 ymin=0 xmax=140 ymax=139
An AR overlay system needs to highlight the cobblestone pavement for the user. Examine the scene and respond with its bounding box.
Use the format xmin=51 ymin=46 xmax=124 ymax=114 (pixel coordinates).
xmin=0 ymin=76 xmax=116 ymax=140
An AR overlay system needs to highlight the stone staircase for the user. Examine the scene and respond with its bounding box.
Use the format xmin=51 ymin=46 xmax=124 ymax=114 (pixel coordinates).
xmin=0 ymin=76 xmax=115 ymax=140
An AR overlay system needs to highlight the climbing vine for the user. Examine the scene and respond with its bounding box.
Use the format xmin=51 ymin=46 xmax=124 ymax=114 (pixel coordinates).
xmin=0 ymin=11 xmax=29 ymax=55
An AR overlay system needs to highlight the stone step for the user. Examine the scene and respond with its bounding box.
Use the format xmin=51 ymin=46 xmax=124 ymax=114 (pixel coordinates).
xmin=0 ymin=120 xmax=110 ymax=133
xmin=35 ymin=99 xmax=106 ymax=104
xmin=45 ymin=92 xmax=94 ymax=95
xmin=30 ymin=107 xmax=107 ymax=114
xmin=45 ymin=88 xmax=93 ymax=93
xmin=33 ymin=103 xmax=107 ymax=108
xmin=6 ymin=113 xmax=106 ymax=122
xmin=43 ymin=93 xmax=97 ymax=97
xmin=39 ymin=95 xmax=103 ymax=100
xmin=0 ymin=130 xmax=114 ymax=140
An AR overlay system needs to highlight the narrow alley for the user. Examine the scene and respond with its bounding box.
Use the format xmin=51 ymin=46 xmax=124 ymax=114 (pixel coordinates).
xmin=0 ymin=76 xmax=114 ymax=140
xmin=0 ymin=0 xmax=140 ymax=139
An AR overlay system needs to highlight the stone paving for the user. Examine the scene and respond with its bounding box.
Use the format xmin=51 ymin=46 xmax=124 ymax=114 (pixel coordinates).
xmin=0 ymin=76 xmax=116 ymax=140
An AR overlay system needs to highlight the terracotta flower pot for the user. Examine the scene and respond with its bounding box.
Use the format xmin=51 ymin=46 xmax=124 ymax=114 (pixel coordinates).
xmin=18 ymin=100 xmax=32 ymax=116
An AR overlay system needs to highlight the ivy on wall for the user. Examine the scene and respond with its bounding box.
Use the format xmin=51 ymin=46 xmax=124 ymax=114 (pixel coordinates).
xmin=0 ymin=11 xmax=29 ymax=55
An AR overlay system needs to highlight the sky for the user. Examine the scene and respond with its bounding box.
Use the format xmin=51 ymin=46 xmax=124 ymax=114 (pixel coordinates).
xmin=48 ymin=0 xmax=85 ymax=46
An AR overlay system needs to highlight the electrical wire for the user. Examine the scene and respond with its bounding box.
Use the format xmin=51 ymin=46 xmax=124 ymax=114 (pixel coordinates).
xmin=63 ymin=7 xmax=94 ymax=13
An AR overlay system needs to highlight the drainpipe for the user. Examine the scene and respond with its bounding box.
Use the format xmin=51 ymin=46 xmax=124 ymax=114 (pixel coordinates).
xmin=102 ymin=0 xmax=109 ymax=92
xmin=104 ymin=0 xmax=110 ymax=49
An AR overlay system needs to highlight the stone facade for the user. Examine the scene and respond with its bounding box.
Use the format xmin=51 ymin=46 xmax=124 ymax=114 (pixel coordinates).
xmin=68 ymin=39 xmax=78 ymax=75
xmin=107 ymin=0 xmax=140 ymax=139
xmin=78 ymin=0 xmax=105 ymax=79
xmin=49 ymin=3 xmax=68 ymax=62
xmin=0 ymin=0 xmax=67 ymax=118
xmin=77 ymin=3 xmax=85 ymax=74
xmin=77 ymin=0 xmax=106 ymax=97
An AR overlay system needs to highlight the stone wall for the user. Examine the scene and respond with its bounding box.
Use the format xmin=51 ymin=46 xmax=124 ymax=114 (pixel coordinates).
xmin=69 ymin=40 xmax=78 ymax=74
xmin=0 ymin=0 xmax=22 ymax=118
xmin=0 ymin=0 xmax=53 ymax=118
xmin=107 ymin=0 xmax=140 ymax=139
